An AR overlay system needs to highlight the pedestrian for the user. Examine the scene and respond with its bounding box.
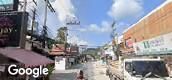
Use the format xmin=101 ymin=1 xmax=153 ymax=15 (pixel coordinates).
xmin=77 ymin=70 xmax=85 ymax=80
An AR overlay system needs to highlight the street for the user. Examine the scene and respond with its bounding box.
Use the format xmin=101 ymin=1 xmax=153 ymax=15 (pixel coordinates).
xmin=1 ymin=0 xmax=172 ymax=80
xmin=50 ymin=60 xmax=110 ymax=80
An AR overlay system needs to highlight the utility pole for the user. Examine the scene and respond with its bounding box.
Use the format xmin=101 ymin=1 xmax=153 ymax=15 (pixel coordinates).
xmin=31 ymin=8 xmax=36 ymax=47
xmin=44 ymin=0 xmax=48 ymax=28
xmin=20 ymin=0 xmax=27 ymax=49
xmin=65 ymin=16 xmax=80 ymax=53
xmin=42 ymin=0 xmax=55 ymax=48
xmin=111 ymin=21 xmax=120 ymax=60
xmin=42 ymin=0 xmax=48 ymax=48
xmin=63 ymin=27 xmax=68 ymax=53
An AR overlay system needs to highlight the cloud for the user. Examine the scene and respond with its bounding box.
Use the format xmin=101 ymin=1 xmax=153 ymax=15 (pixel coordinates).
xmin=77 ymin=21 xmax=129 ymax=34
xmin=108 ymin=0 xmax=144 ymax=21
xmin=52 ymin=0 xmax=75 ymax=24
xmin=18 ymin=0 xmax=37 ymax=13
xmin=67 ymin=35 xmax=88 ymax=45
xmin=78 ymin=21 xmax=112 ymax=33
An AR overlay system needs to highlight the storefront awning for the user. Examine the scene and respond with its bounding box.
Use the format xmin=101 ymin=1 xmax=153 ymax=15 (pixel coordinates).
xmin=0 ymin=47 xmax=54 ymax=68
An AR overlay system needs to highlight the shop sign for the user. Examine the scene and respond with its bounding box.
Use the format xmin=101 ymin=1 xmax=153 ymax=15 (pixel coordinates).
xmin=125 ymin=38 xmax=133 ymax=48
xmin=0 ymin=12 xmax=28 ymax=47
xmin=66 ymin=16 xmax=80 ymax=25
xmin=134 ymin=32 xmax=172 ymax=55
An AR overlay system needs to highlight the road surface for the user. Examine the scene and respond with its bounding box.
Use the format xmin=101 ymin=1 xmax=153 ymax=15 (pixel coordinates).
xmin=50 ymin=60 xmax=110 ymax=80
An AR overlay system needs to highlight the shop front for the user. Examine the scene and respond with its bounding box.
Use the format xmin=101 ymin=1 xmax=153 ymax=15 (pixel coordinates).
xmin=0 ymin=47 xmax=54 ymax=80
xmin=50 ymin=44 xmax=79 ymax=70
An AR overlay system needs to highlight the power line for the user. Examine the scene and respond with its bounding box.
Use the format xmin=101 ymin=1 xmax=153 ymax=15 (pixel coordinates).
xmin=35 ymin=14 xmax=55 ymax=38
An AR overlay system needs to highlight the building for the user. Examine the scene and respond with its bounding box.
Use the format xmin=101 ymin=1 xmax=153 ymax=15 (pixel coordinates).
xmin=49 ymin=44 xmax=79 ymax=70
xmin=122 ymin=1 xmax=172 ymax=74
xmin=0 ymin=47 xmax=54 ymax=79
xmin=50 ymin=44 xmax=79 ymax=56
xmin=0 ymin=4 xmax=54 ymax=80
xmin=123 ymin=0 xmax=172 ymax=54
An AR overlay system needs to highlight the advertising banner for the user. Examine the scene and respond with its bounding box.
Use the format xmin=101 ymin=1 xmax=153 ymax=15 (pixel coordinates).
xmin=0 ymin=12 xmax=28 ymax=47
xmin=134 ymin=32 xmax=172 ymax=55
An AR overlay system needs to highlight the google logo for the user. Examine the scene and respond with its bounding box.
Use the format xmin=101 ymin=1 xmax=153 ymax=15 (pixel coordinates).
xmin=8 ymin=64 xmax=49 ymax=78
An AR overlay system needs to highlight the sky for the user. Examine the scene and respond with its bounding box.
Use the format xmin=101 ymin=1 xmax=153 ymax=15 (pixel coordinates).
xmin=24 ymin=0 xmax=166 ymax=47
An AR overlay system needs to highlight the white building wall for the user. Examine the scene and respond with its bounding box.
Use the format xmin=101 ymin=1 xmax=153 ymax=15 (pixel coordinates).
xmin=55 ymin=56 xmax=66 ymax=70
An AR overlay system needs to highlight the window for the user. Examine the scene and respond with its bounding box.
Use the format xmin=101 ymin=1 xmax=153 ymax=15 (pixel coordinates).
xmin=125 ymin=62 xmax=132 ymax=73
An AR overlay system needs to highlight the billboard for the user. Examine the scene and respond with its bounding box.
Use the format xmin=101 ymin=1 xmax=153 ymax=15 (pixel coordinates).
xmin=0 ymin=12 xmax=28 ymax=47
xmin=0 ymin=0 xmax=19 ymax=11
xmin=134 ymin=32 xmax=172 ymax=55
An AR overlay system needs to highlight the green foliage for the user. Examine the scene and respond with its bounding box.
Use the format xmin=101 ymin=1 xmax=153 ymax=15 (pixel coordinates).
xmin=47 ymin=38 xmax=55 ymax=49
xmin=47 ymin=27 xmax=71 ymax=50
xmin=56 ymin=27 xmax=67 ymax=44
xmin=45 ymin=64 xmax=54 ymax=80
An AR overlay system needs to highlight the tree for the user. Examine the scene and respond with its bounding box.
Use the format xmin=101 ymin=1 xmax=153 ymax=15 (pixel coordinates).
xmin=55 ymin=27 xmax=67 ymax=44
xmin=47 ymin=38 xmax=55 ymax=49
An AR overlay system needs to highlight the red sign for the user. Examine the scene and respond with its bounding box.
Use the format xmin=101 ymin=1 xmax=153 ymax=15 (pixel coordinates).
xmin=125 ymin=38 xmax=133 ymax=48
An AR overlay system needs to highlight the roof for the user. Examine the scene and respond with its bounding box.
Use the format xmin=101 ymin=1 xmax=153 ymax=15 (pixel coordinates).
xmin=50 ymin=44 xmax=79 ymax=56
xmin=0 ymin=47 xmax=54 ymax=68
xmin=123 ymin=0 xmax=172 ymax=34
